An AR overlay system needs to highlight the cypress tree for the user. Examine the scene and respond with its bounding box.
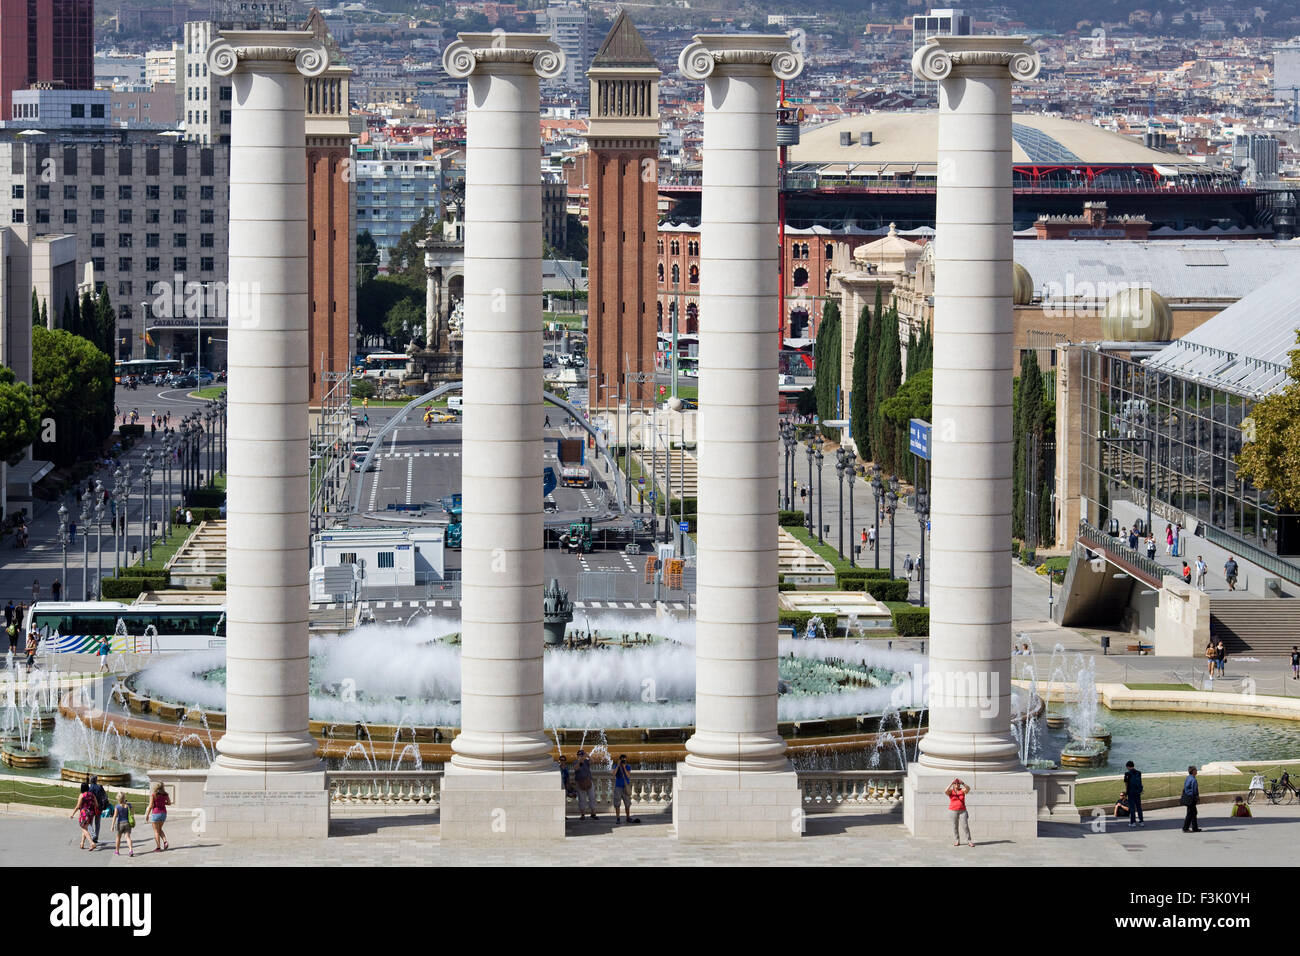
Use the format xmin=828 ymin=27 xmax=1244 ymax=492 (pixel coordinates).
xmin=61 ymin=293 xmax=74 ymax=334
xmin=96 ymin=286 xmax=115 ymax=356
xmin=31 ymin=288 xmax=39 ymax=328
xmin=39 ymin=299 xmax=47 ymax=329
xmin=865 ymin=286 xmax=883 ymax=460
xmin=79 ymin=290 xmax=95 ymax=346
xmin=814 ymin=299 xmax=841 ymax=422
xmin=905 ymin=327 xmax=918 ymax=378
xmin=850 ymin=302 xmax=872 ymax=457
xmin=875 ymin=304 xmax=903 ymax=472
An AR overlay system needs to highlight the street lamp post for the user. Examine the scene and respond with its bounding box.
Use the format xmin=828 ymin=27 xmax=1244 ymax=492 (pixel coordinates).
xmin=870 ymin=463 xmax=882 ymax=569
xmin=916 ymin=486 xmax=929 ymax=606
xmin=93 ymin=483 xmax=105 ymax=600
xmin=79 ymin=489 xmax=93 ymax=600
xmin=110 ymin=467 xmax=123 ymax=576
xmin=115 ymin=465 xmax=131 ymax=571
xmin=814 ymin=445 xmax=824 ymax=544
xmin=57 ymin=503 xmax=69 ymax=599
xmin=885 ymin=475 xmax=898 ymax=578
xmin=804 ymin=440 xmax=815 ymax=534
xmin=142 ymin=451 xmax=154 ymax=562
xmin=162 ymin=432 xmax=174 ymax=540
xmin=835 ymin=447 xmax=847 ymax=560
xmin=846 ymin=463 xmax=857 ymax=568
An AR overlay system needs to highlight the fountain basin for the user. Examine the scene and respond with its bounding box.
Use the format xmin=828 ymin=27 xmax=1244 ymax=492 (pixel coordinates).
xmin=1060 ymin=740 xmax=1108 ymax=768
xmin=60 ymin=760 xmax=133 ymax=788
xmin=1045 ymin=713 xmax=1069 ymax=730
xmin=1 ymin=743 xmax=50 ymax=769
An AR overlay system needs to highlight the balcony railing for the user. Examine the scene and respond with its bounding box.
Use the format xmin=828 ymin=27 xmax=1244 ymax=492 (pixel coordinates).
xmin=1077 ymin=520 xmax=1167 ymax=586
xmin=1203 ymin=524 xmax=1300 ymax=587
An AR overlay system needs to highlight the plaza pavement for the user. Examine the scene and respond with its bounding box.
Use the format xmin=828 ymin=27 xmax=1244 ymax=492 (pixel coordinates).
xmin=1 ymin=801 xmax=1294 ymax=866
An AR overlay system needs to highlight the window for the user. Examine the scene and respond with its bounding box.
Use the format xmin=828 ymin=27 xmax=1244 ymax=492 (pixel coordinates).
xmin=145 ymin=233 xmax=159 ymax=248
xmin=173 ymin=210 xmax=187 ymax=224
xmin=657 ymin=262 xmax=664 ymax=281
xmin=90 ymin=147 xmax=104 ymax=176
xmin=10 ymin=210 xmax=22 ymax=223
xmin=93 ymin=257 xmax=104 ymax=272
xmin=8 ymin=185 xmax=18 ymax=199
xmin=200 ymin=257 xmax=214 ymax=272
xmin=118 ymin=184 xmax=132 ymax=201
xmin=118 ymin=209 xmax=132 ymax=224
xmin=35 ymin=184 xmax=49 ymax=200
xmin=200 ymin=184 xmax=214 ymax=201
xmin=70 ymin=103 xmax=85 ymax=118
xmin=689 ymin=264 xmax=699 ymax=285
xmin=173 ymin=185 xmax=187 ymax=201
xmin=670 ymin=240 xmax=680 ymax=255
xmin=63 ymin=146 xmax=77 ymax=177
xmin=338 ymin=553 xmax=357 ymax=565
xmin=91 ymin=233 xmax=104 ymax=247
xmin=145 ymin=148 xmax=159 ymax=176
xmin=200 ymin=209 xmax=214 ymax=224
xmin=219 ymin=109 xmax=231 ymax=125
xmin=63 ymin=184 xmax=76 ymax=200
xmin=118 ymin=233 xmax=132 ymax=248
xmin=118 ymin=281 xmax=132 ymax=297
xmin=173 ymin=257 xmax=187 ymax=272
xmin=90 ymin=184 xmax=104 ymax=200
xmin=219 ymin=85 xmax=231 ymax=101
xmin=671 ymin=264 xmax=680 ymax=284
xmin=35 ymin=209 xmax=49 ymax=224
xmin=118 ymin=257 xmax=132 ymax=272
xmin=90 ymin=103 xmax=104 ymax=119
xmin=200 ymin=148 xmax=214 ymax=176
xmin=656 ymin=239 xmax=663 ymax=253
xmin=377 ymin=552 xmax=395 ymax=569
xmin=200 ymin=233 xmax=213 ymax=248
xmin=145 ymin=257 xmax=159 ymax=272
xmin=825 ymin=242 xmax=834 ymax=259
xmin=119 ymin=148 xmax=132 ymax=176
xmin=146 ymin=209 xmax=159 ymax=224
xmin=145 ymin=184 xmax=159 ymax=200
xmin=63 ymin=209 xmax=77 ymax=224
xmin=174 ymin=233 xmax=187 ymax=247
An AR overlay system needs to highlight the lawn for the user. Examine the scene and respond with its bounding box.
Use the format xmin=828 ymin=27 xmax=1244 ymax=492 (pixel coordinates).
xmin=543 ymin=311 xmax=586 ymax=329
xmin=786 ymin=525 xmax=854 ymax=572
xmin=191 ymin=386 xmax=227 ymax=400
xmin=1075 ymin=760 xmax=1300 ymax=807
xmin=128 ymin=523 xmax=196 ymax=572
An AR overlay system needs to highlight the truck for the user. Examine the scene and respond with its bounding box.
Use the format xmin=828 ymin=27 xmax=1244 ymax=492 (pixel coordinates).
xmin=445 ymin=519 xmax=461 ymax=549
xmin=558 ymin=517 xmax=593 ymax=554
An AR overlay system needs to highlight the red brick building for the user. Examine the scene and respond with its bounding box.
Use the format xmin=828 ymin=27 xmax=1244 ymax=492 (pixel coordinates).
xmin=585 ymin=11 xmax=660 ymax=406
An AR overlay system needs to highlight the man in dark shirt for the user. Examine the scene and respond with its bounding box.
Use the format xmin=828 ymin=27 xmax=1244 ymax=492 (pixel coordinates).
xmin=87 ymin=775 xmax=109 ymax=844
xmin=1123 ymin=761 xmax=1144 ymax=828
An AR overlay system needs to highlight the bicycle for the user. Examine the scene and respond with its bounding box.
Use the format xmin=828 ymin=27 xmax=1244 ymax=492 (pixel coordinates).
xmin=1261 ymin=771 xmax=1299 ymax=806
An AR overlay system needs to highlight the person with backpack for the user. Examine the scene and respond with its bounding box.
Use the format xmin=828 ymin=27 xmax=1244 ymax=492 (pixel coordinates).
xmin=1223 ymin=557 xmax=1239 ymax=591
xmin=1123 ymin=760 xmax=1144 ymax=829
xmin=573 ymin=749 xmax=596 ymax=820
xmin=903 ymin=554 xmax=915 ymax=581
xmin=87 ymin=774 xmax=109 ymax=844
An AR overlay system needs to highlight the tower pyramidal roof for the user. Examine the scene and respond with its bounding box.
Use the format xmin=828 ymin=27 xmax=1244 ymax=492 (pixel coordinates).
xmin=590 ymin=9 xmax=657 ymax=69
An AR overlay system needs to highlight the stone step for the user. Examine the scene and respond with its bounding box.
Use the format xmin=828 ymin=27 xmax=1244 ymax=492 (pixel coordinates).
xmin=1210 ymin=599 xmax=1300 ymax=656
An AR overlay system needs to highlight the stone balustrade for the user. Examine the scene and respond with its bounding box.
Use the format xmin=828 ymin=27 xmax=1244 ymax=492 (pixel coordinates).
xmin=799 ymin=771 xmax=906 ymax=813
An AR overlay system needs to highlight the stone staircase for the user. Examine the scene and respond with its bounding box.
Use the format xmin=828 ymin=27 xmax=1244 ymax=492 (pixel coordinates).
xmin=166 ymin=519 xmax=227 ymax=587
xmin=1210 ymin=599 xmax=1299 ymax=656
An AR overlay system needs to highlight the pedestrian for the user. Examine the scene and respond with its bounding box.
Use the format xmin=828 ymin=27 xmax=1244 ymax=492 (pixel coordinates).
xmin=1181 ymin=561 xmax=1192 ymax=585
xmin=544 ymin=414 xmax=551 ymax=428
xmin=1291 ymin=646 xmax=1299 ymax=680
xmin=915 ymin=553 xmax=923 ymax=580
xmin=1230 ymin=795 xmax=1253 ymax=819
xmin=87 ymin=774 xmax=108 ymax=845
xmin=573 ymin=749 xmax=596 ymax=820
xmin=186 ymin=509 xmax=194 ymax=529
xmin=1144 ymin=535 xmax=1155 ymax=560
xmin=1113 ymin=791 xmax=1130 ymax=819
xmin=1123 ymin=760 xmax=1144 ymax=828
xmin=1216 ymin=639 xmax=1226 ymax=678
xmin=4 ymin=600 xmax=12 ymax=628
xmin=51 ymin=579 xmax=61 ymax=602
xmin=24 ymin=629 xmax=36 ymax=668
xmin=147 ymin=782 xmax=170 ymax=851
xmin=98 ymin=635 xmax=111 ymax=673
xmin=1205 ymin=640 xmax=1216 ymax=679
xmin=1128 ymin=527 xmax=1138 ymax=550
xmin=1181 ymin=766 xmax=1201 ymax=832
xmin=861 ymin=528 xmax=867 ymax=548
xmin=69 ymin=519 xmax=76 ymax=543
xmin=904 ymin=554 xmax=914 ymax=581
xmin=868 ymin=526 xmax=876 ymax=548
xmin=1173 ymin=523 xmax=1182 ymax=556
xmin=4 ymin=621 xmax=15 ymax=659
xmin=557 ymin=754 xmax=573 ymax=800
xmin=946 ymin=777 xmax=973 ymax=847
xmin=30 ymin=579 xmax=38 ymax=604
xmin=72 ymin=787 xmax=98 ymax=851
xmin=612 ymin=753 xmax=639 ymax=824
xmin=113 ymin=791 xmax=135 ymax=856
xmin=1223 ymin=557 xmax=1239 ymax=592
xmin=1165 ymin=523 xmax=1173 ymax=554
xmin=1195 ymin=555 xmax=1207 ymax=590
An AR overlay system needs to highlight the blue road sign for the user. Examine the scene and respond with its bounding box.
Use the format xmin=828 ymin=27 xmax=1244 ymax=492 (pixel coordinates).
xmin=909 ymin=419 xmax=932 ymax=461
xmin=678 ymin=521 xmax=689 ymax=532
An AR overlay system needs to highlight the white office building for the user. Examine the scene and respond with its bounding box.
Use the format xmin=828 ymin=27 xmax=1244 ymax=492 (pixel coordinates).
xmin=545 ymin=1 xmax=591 ymax=99
xmin=911 ymin=9 xmax=971 ymax=97
xmin=355 ymin=144 xmax=456 ymax=264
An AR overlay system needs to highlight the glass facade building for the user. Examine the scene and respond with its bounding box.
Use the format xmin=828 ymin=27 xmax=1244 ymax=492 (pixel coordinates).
xmin=1078 ymin=345 xmax=1298 ymax=569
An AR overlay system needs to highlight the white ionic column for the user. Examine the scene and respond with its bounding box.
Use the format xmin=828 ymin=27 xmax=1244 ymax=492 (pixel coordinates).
xmin=904 ymin=36 xmax=1042 ymax=841
xmin=200 ymin=31 xmax=331 ymax=840
xmin=439 ymin=33 xmax=567 ymax=843
xmin=673 ymin=34 xmax=804 ymax=843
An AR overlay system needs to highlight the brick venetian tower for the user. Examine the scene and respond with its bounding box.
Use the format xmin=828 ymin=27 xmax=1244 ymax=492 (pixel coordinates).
xmin=585 ymin=11 xmax=660 ymax=406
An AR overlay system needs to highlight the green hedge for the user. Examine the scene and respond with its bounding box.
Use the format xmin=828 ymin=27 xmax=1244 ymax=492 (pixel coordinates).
xmin=212 ymin=574 xmax=226 ymax=592
xmin=866 ymin=578 xmax=910 ymax=602
xmin=778 ymin=510 xmax=807 ymax=526
xmin=835 ymin=567 xmax=891 ymax=587
xmin=185 ymin=488 xmax=226 ymax=508
xmin=778 ymin=581 xmax=797 ymax=592
xmin=890 ymin=605 xmax=929 ymax=636
xmin=99 ymin=575 xmax=169 ymax=598
xmin=119 ymin=424 xmax=145 ymax=439
xmin=117 ymin=566 xmax=168 ymax=578
xmin=1019 ymin=545 xmax=1036 ymax=565
xmin=778 ymin=610 xmax=816 ymax=633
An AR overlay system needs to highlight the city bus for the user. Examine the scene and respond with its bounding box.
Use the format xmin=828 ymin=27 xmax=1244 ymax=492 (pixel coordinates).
xmin=361 ymin=352 xmax=408 ymax=382
xmin=27 ymin=602 xmax=226 ymax=653
xmin=114 ymin=358 xmax=181 ymax=385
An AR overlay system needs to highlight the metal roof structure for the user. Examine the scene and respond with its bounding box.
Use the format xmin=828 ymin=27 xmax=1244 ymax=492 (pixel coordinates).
xmin=1144 ymin=272 xmax=1299 ymax=398
xmin=1012 ymin=239 xmax=1300 ymax=304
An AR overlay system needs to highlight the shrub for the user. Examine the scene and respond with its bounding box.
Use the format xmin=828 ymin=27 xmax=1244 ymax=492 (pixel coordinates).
xmin=185 ymin=488 xmax=226 ymax=508
xmin=119 ymin=424 xmax=145 ymax=439
xmin=840 ymin=577 xmax=865 ymax=591
xmin=212 ymin=574 xmax=226 ymax=592
xmin=836 ymin=568 xmax=891 ymax=587
xmin=778 ymin=510 xmax=806 ymax=527
xmin=352 ymin=378 xmax=376 ymax=400
xmin=865 ymin=578 xmax=910 ymax=602
xmin=1019 ymin=545 xmax=1036 ymax=566
xmin=891 ymin=606 xmax=929 ymax=636
xmin=99 ymin=575 xmax=169 ymax=598
xmin=778 ymin=581 xmax=797 ymax=592
xmin=117 ymin=566 xmax=166 ymax=578
xmin=778 ymin=610 xmax=815 ymax=634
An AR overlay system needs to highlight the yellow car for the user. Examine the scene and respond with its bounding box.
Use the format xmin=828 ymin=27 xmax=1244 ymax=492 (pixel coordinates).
xmin=423 ymin=410 xmax=458 ymax=424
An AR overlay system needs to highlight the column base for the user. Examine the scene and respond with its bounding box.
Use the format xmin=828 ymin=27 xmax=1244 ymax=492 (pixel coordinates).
xmin=199 ymin=765 xmax=331 ymax=840
xmin=903 ymin=763 xmax=1038 ymax=841
xmin=672 ymin=762 xmax=803 ymax=843
xmin=438 ymin=762 xmax=566 ymax=844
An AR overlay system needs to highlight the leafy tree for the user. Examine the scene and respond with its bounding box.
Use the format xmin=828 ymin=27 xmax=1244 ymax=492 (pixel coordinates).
xmin=0 ymin=367 xmax=40 ymax=464
xmin=850 ymin=301 xmax=872 ymax=458
xmin=352 ymin=378 xmax=377 ymax=401
xmin=874 ymin=304 xmax=903 ymax=471
xmin=383 ymin=298 xmax=424 ymax=347
xmin=1238 ymin=330 xmax=1300 ymax=511
xmin=357 ymin=230 xmax=380 ymax=285
xmin=31 ymin=327 xmax=113 ymax=467
xmin=795 ymin=387 xmax=817 ymax=418
xmin=358 ymin=276 xmax=423 ymax=350
xmin=881 ymin=368 xmax=932 ymax=450
xmin=387 ymin=208 xmax=438 ymax=279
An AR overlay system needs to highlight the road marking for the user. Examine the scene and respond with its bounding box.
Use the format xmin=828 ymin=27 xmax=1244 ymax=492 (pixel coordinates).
xmin=441 ymin=600 xmax=453 ymax=607
xmin=367 ymin=466 xmax=379 ymax=512
xmin=405 ymin=457 xmax=414 ymax=504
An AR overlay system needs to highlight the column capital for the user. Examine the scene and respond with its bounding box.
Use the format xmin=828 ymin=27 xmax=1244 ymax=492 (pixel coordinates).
xmin=911 ymin=35 xmax=1041 ymax=83
xmin=442 ymin=33 xmax=565 ymax=80
xmin=208 ymin=29 xmax=329 ymax=78
xmin=678 ymin=34 xmax=804 ymax=81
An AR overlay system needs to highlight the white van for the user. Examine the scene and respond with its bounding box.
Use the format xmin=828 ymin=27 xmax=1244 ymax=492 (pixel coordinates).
xmin=447 ymin=395 xmax=463 ymax=412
